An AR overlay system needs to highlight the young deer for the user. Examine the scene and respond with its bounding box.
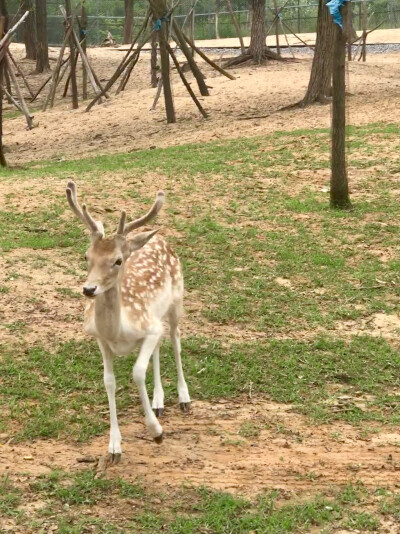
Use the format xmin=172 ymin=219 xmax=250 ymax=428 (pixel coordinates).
xmin=66 ymin=182 xmax=190 ymax=464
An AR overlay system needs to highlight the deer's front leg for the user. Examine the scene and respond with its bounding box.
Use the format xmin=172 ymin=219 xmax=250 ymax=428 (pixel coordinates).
xmin=98 ymin=340 xmax=122 ymax=462
xmin=133 ymin=333 xmax=163 ymax=442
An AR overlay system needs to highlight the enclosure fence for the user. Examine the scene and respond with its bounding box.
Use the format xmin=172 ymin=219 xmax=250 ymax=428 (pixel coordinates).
xmin=12 ymin=0 xmax=400 ymax=46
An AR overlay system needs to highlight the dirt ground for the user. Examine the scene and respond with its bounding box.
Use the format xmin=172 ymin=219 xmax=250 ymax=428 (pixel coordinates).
xmin=2 ymin=43 xmax=400 ymax=527
xmin=2 ymin=398 xmax=400 ymax=495
xmin=4 ymin=42 xmax=400 ymax=166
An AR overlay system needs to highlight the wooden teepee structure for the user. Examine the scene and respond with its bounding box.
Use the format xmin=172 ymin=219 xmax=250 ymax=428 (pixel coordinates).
xmin=85 ymin=0 xmax=235 ymax=123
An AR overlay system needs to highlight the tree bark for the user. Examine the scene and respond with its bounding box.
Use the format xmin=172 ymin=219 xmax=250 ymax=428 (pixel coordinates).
xmin=65 ymin=0 xmax=78 ymax=108
xmin=249 ymin=0 xmax=266 ymax=63
xmin=330 ymin=4 xmax=351 ymax=210
xmin=123 ymin=0 xmax=133 ymax=44
xmin=21 ymin=0 xmax=36 ymax=60
xmin=0 ymin=2 xmax=8 ymax=167
xmin=225 ymin=0 xmax=280 ymax=66
xmin=35 ymin=0 xmax=49 ymax=72
xmin=301 ymin=0 xmax=334 ymax=105
xmin=80 ymin=1 xmax=87 ymax=99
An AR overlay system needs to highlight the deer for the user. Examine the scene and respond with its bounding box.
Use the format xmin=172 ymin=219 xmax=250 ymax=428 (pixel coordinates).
xmin=65 ymin=181 xmax=191 ymax=465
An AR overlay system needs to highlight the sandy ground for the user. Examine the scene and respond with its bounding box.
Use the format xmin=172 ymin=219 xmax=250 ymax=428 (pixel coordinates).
xmin=3 ymin=42 xmax=400 ymax=167
xmin=128 ymin=27 xmax=400 ymax=49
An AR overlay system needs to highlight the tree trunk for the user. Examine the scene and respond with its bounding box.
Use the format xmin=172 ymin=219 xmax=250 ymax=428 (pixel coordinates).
xmin=80 ymin=1 xmax=87 ymax=99
xmin=224 ymin=0 xmax=280 ymax=66
xmin=35 ymin=0 xmax=49 ymax=72
xmin=301 ymin=0 xmax=334 ymax=105
xmin=0 ymin=0 xmax=8 ymax=167
xmin=66 ymin=0 xmax=78 ymax=108
xmin=249 ymin=0 xmax=266 ymax=63
xmin=150 ymin=31 xmax=158 ymax=87
xmin=123 ymin=0 xmax=133 ymax=44
xmin=330 ymin=4 xmax=351 ymax=210
xmin=21 ymin=0 xmax=36 ymax=60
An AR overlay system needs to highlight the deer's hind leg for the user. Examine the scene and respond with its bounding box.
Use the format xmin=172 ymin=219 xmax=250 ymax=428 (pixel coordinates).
xmin=168 ymin=302 xmax=191 ymax=412
xmin=152 ymin=340 xmax=164 ymax=417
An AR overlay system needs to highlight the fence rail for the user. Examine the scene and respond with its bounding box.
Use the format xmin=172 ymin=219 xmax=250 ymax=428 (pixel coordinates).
xmin=11 ymin=1 xmax=400 ymax=46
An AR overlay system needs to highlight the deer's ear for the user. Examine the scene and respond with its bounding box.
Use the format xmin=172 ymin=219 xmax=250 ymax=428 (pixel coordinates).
xmin=123 ymin=229 xmax=160 ymax=257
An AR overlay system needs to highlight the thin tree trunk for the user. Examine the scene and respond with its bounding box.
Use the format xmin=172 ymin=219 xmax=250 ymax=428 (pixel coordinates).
xmin=123 ymin=0 xmax=133 ymax=44
xmin=0 ymin=4 xmax=8 ymax=167
xmin=361 ymin=1 xmax=367 ymax=61
xmin=215 ymin=0 xmax=220 ymax=39
xmin=330 ymin=4 xmax=351 ymax=210
xmin=66 ymin=0 xmax=78 ymax=108
xmin=273 ymin=0 xmax=281 ymax=57
xmin=35 ymin=0 xmax=49 ymax=72
xmin=301 ymin=0 xmax=334 ymax=105
xmin=80 ymin=0 xmax=87 ymax=99
xmin=21 ymin=0 xmax=36 ymax=59
xmin=159 ymin=22 xmax=175 ymax=123
xmin=150 ymin=31 xmax=158 ymax=87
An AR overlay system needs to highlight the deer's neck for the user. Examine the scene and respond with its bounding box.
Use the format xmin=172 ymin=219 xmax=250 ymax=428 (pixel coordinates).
xmin=94 ymin=285 xmax=121 ymax=340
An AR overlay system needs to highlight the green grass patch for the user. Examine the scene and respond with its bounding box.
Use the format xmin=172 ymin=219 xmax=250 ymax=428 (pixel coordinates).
xmin=1 ymin=334 xmax=400 ymax=442
xmin=4 ymin=470 xmax=389 ymax=533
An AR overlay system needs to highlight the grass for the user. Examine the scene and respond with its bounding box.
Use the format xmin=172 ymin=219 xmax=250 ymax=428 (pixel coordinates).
xmin=1 ymin=333 xmax=400 ymax=441
xmin=1 ymin=122 xmax=400 ymax=436
xmin=1 ymin=469 xmax=390 ymax=533
xmin=1 ymin=121 xmax=400 ymax=531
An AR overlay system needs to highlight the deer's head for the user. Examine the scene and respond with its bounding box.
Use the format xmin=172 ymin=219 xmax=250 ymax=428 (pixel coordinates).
xmin=66 ymin=181 xmax=164 ymax=298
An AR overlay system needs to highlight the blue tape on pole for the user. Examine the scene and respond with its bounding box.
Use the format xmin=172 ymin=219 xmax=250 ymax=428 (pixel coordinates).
xmin=326 ymin=0 xmax=349 ymax=28
xmin=152 ymin=16 xmax=169 ymax=32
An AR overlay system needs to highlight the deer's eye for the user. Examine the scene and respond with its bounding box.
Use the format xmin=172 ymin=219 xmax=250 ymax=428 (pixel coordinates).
xmin=114 ymin=258 xmax=123 ymax=267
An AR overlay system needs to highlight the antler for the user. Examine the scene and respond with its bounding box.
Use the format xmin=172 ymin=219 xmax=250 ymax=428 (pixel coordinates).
xmin=66 ymin=181 xmax=102 ymax=236
xmin=116 ymin=191 xmax=165 ymax=237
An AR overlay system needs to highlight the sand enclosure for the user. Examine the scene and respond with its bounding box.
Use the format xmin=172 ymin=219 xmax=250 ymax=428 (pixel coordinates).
xmin=4 ymin=39 xmax=400 ymax=166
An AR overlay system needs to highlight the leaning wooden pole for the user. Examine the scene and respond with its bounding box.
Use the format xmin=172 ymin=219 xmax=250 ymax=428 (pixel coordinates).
xmin=172 ymin=20 xmax=209 ymax=96
xmin=330 ymin=2 xmax=351 ymax=209
xmin=225 ymin=0 xmax=246 ymax=54
xmin=166 ymin=42 xmax=208 ymax=118
xmin=5 ymin=55 xmax=33 ymax=129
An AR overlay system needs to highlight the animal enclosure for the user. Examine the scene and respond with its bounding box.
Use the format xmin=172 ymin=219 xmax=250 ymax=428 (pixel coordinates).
xmin=0 ymin=18 xmax=400 ymax=534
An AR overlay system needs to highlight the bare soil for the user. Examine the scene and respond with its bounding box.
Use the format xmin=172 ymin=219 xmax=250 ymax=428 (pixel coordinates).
xmin=1 ymin=398 xmax=400 ymax=496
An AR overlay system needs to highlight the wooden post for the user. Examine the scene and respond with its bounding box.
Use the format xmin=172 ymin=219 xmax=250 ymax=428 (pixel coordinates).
xmin=273 ymin=0 xmax=281 ymax=57
xmin=66 ymin=0 xmax=78 ymax=108
xmin=330 ymin=4 xmax=351 ymax=210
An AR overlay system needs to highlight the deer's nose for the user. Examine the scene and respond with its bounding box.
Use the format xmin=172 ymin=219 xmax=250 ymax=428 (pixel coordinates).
xmin=83 ymin=285 xmax=97 ymax=297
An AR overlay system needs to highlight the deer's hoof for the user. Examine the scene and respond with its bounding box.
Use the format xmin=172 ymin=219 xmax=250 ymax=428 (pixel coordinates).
xmin=153 ymin=408 xmax=164 ymax=418
xmin=108 ymin=452 xmax=122 ymax=465
xmin=180 ymin=402 xmax=191 ymax=413
xmin=154 ymin=433 xmax=164 ymax=444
